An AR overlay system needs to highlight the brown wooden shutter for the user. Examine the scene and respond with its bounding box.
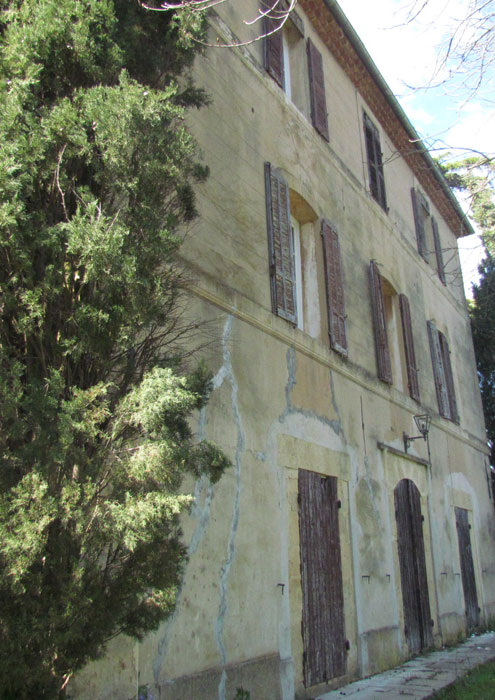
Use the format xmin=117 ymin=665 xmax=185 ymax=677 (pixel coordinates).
xmin=432 ymin=217 xmax=446 ymax=285
xmin=263 ymin=3 xmax=284 ymax=88
xmin=394 ymin=480 xmax=433 ymax=654
xmin=399 ymin=294 xmax=420 ymax=401
xmin=363 ymin=113 xmax=387 ymax=210
xmin=439 ymin=331 xmax=459 ymax=423
xmin=321 ymin=220 xmax=347 ymax=355
xmin=411 ymin=189 xmax=428 ymax=261
xmin=298 ymin=470 xmax=346 ymax=686
xmin=369 ymin=260 xmax=392 ymax=383
xmin=427 ymin=320 xmax=450 ymax=418
xmin=455 ymin=507 xmax=480 ymax=631
xmin=307 ymin=38 xmax=329 ymax=141
xmin=265 ymin=162 xmax=297 ymax=324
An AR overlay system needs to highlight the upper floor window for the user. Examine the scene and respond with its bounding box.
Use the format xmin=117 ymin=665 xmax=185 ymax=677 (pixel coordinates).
xmin=411 ymin=188 xmax=446 ymax=285
xmin=265 ymin=162 xmax=319 ymax=331
xmin=363 ymin=112 xmax=387 ymax=211
xmin=265 ymin=162 xmax=298 ymax=325
xmin=369 ymin=261 xmax=420 ymax=401
xmin=263 ymin=6 xmax=329 ymax=141
xmin=265 ymin=163 xmax=340 ymax=341
xmin=307 ymin=38 xmax=329 ymax=141
xmin=321 ymin=220 xmax=347 ymax=355
xmin=427 ymin=321 xmax=459 ymax=422
xmin=263 ymin=3 xmax=303 ymax=94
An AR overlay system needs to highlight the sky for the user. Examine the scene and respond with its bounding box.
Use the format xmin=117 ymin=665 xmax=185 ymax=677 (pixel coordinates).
xmin=336 ymin=0 xmax=495 ymax=296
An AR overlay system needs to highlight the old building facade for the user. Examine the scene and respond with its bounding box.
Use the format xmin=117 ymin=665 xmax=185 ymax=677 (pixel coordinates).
xmin=72 ymin=1 xmax=495 ymax=698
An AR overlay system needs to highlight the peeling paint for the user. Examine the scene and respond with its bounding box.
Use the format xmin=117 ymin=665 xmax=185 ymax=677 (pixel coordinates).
xmin=280 ymin=348 xmax=342 ymax=435
xmin=213 ymin=314 xmax=246 ymax=700
xmin=153 ymin=315 xmax=239 ymax=691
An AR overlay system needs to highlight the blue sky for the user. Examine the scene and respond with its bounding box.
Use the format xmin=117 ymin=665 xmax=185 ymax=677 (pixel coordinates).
xmin=336 ymin=0 xmax=495 ymax=294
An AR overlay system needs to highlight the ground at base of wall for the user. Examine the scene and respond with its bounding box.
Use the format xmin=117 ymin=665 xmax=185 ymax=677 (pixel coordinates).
xmin=315 ymin=632 xmax=495 ymax=699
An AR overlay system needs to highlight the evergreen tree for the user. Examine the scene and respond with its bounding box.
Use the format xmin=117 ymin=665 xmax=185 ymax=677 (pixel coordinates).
xmin=442 ymin=157 xmax=495 ymax=463
xmin=0 ymin=1 xmax=229 ymax=697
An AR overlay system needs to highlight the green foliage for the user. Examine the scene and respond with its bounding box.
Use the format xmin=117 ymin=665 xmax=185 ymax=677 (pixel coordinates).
xmin=471 ymin=255 xmax=495 ymax=464
xmin=233 ymin=689 xmax=251 ymax=700
xmin=440 ymin=156 xmax=495 ymax=463
xmin=0 ymin=1 xmax=229 ymax=698
xmin=430 ymin=659 xmax=495 ymax=699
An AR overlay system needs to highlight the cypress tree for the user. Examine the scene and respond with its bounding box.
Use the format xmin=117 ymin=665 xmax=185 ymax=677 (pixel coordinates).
xmin=0 ymin=1 xmax=229 ymax=697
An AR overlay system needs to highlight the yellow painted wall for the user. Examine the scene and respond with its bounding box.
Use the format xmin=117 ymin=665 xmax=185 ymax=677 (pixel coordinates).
xmin=70 ymin=4 xmax=495 ymax=700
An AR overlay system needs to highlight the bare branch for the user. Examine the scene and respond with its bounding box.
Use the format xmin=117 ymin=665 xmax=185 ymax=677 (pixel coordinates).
xmin=139 ymin=0 xmax=297 ymax=48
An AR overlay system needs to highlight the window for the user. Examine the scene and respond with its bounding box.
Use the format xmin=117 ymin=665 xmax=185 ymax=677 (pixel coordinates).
xmin=363 ymin=112 xmax=387 ymax=211
xmin=307 ymin=38 xmax=329 ymax=141
xmin=265 ymin=162 xmax=298 ymax=324
xmin=369 ymin=260 xmax=392 ymax=383
xmin=411 ymin=188 xmax=446 ymax=284
xmin=369 ymin=261 xmax=420 ymax=400
xmin=321 ymin=220 xmax=347 ymax=355
xmin=263 ymin=4 xmax=304 ymax=98
xmin=427 ymin=321 xmax=459 ymax=422
xmin=263 ymin=7 xmax=329 ymax=140
xmin=265 ymin=163 xmax=322 ymax=332
xmin=399 ymin=294 xmax=420 ymax=401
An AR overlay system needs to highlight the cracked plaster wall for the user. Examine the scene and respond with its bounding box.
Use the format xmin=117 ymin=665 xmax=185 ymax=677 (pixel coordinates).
xmin=69 ymin=1 xmax=495 ymax=696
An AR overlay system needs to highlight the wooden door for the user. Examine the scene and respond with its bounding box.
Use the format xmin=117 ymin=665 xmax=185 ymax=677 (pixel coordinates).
xmin=455 ymin=507 xmax=480 ymax=630
xmin=394 ymin=479 xmax=433 ymax=654
xmin=298 ymin=469 xmax=346 ymax=687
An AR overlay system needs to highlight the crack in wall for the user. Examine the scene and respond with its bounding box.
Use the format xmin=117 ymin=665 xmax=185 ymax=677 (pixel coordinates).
xmin=280 ymin=348 xmax=342 ymax=436
xmin=214 ymin=314 xmax=245 ymax=700
xmin=153 ymin=316 xmax=236 ymax=691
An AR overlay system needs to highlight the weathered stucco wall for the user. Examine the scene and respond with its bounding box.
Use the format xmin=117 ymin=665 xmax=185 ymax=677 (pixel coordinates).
xmin=70 ymin=3 xmax=495 ymax=699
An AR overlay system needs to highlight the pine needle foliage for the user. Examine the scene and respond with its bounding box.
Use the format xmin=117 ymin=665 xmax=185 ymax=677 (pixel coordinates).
xmin=0 ymin=1 xmax=229 ymax=697
xmin=441 ymin=156 xmax=495 ymax=464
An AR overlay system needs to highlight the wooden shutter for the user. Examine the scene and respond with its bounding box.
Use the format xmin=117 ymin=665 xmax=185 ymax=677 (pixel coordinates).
xmin=307 ymin=38 xmax=329 ymax=141
xmin=363 ymin=113 xmax=387 ymax=210
xmin=265 ymin=162 xmax=297 ymax=324
xmin=394 ymin=480 xmax=433 ymax=654
xmin=263 ymin=3 xmax=284 ymax=88
xmin=298 ymin=470 xmax=346 ymax=686
xmin=432 ymin=217 xmax=446 ymax=284
xmin=369 ymin=261 xmax=392 ymax=383
xmin=439 ymin=331 xmax=459 ymax=423
xmin=411 ymin=189 xmax=428 ymax=261
xmin=399 ymin=294 xmax=420 ymax=401
xmin=321 ymin=220 xmax=347 ymax=355
xmin=455 ymin=507 xmax=480 ymax=631
xmin=427 ymin=321 xmax=450 ymax=419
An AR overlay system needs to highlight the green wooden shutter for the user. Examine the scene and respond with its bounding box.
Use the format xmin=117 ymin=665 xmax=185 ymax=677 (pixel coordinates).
xmin=307 ymin=38 xmax=329 ymax=141
xmin=432 ymin=217 xmax=446 ymax=285
xmin=321 ymin=220 xmax=347 ymax=355
xmin=399 ymin=294 xmax=420 ymax=402
xmin=427 ymin=320 xmax=450 ymax=418
xmin=411 ymin=189 xmax=428 ymax=261
xmin=369 ymin=260 xmax=392 ymax=383
xmin=364 ymin=113 xmax=387 ymax=210
xmin=265 ymin=162 xmax=297 ymax=324
xmin=263 ymin=3 xmax=284 ymax=88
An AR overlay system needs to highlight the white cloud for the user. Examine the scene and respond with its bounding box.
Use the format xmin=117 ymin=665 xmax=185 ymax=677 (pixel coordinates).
xmin=445 ymin=104 xmax=495 ymax=157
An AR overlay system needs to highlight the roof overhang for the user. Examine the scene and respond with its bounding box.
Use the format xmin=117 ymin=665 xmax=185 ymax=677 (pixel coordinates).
xmin=298 ymin=0 xmax=474 ymax=237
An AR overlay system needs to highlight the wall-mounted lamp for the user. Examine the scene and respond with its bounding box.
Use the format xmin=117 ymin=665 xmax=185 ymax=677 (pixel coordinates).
xmin=403 ymin=414 xmax=431 ymax=454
